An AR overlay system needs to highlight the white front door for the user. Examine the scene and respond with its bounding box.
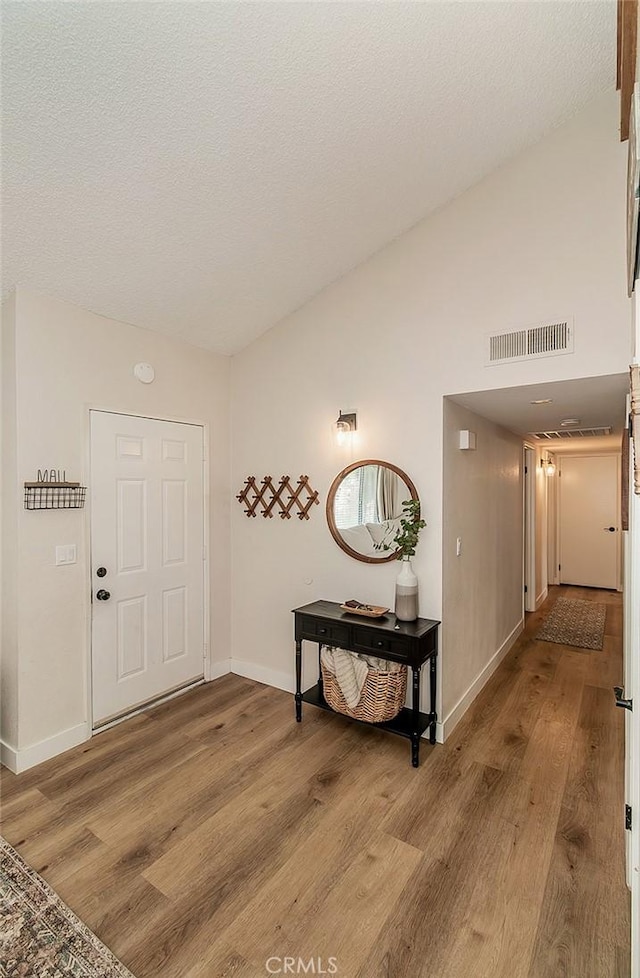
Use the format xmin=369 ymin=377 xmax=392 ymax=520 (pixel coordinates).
xmin=90 ymin=411 xmax=205 ymax=727
xmin=558 ymin=454 xmax=620 ymax=589
xmin=626 ymin=418 xmax=640 ymax=978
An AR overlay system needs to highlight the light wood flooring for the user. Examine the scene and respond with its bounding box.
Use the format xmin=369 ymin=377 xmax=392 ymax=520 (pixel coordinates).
xmin=0 ymin=585 xmax=630 ymax=977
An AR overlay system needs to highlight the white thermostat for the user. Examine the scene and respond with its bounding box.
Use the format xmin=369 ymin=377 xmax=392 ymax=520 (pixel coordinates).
xmin=133 ymin=362 xmax=155 ymax=384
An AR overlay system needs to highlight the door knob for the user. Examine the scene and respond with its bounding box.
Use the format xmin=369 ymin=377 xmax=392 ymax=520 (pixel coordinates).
xmin=96 ymin=566 xmax=107 ymax=578
xmin=95 ymin=589 xmax=111 ymax=601
xmin=604 ymin=527 xmax=616 ymax=532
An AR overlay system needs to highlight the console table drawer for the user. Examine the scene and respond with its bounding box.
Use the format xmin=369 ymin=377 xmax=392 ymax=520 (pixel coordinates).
xmin=299 ymin=616 xmax=350 ymax=646
xmin=353 ymin=630 xmax=410 ymax=658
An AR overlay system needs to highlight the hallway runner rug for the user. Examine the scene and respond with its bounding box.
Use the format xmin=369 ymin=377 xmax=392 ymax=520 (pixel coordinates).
xmin=535 ymin=596 xmax=606 ymax=651
xmin=0 ymin=835 xmax=135 ymax=977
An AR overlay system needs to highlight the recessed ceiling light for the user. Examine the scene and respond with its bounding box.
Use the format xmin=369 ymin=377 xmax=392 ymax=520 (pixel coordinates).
xmin=560 ymin=418 xmax=581 ymax=426
xmin=530 ymin=398 xmax=553 ymax=405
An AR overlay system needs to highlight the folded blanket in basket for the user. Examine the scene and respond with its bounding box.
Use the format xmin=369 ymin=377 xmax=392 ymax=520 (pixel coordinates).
xmin=320 ymin=645 xmax=404 ymax=709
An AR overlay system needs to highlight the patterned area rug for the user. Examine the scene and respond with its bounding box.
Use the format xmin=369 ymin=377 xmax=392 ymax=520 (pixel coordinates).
xmin=0 ymin=836 xmax=135 ymax=977
xmin=535 ymin=596 xmax=606 ymax=651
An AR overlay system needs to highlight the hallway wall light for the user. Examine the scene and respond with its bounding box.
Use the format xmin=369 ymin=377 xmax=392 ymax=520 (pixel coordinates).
xmin=335 ymin=411 xmax=357 ymax=446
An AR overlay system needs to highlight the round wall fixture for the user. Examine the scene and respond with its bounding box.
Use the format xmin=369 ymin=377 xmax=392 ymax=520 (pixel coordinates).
xmin=133 ymin=362 xmax=155 ymax=384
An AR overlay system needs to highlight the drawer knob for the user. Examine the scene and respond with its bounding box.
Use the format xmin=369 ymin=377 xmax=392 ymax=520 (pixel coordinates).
xmin=376 ymin=641 xmax=384 ymax=648
xmin=319 ymin=628 xmax=327 ymax=634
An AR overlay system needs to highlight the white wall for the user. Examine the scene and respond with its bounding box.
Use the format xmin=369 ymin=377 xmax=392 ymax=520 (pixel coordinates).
xmin=1 ymin=289 xmax=231 ymax=768
xmin=230 ymin=92 xmax=630 ymax=726
xmin=442 ymin=401 xmax=524 ymax=735
xmin=1 ymin=292 xmax=19 ymax=748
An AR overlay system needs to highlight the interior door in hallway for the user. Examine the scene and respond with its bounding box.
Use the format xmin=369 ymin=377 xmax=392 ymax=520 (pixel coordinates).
xmin=558 ymin=454 xmax=619 ymax=589
xmin=90 ymin=411 xmax=205 ymax=727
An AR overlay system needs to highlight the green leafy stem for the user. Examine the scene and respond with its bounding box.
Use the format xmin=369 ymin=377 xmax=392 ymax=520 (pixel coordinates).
xmin=374 ymin=498 xmax=426 ymax=560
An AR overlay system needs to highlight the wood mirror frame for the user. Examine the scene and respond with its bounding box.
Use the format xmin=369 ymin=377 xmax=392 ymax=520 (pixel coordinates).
xmin=326 ymin=459 xmax=419 ymax=564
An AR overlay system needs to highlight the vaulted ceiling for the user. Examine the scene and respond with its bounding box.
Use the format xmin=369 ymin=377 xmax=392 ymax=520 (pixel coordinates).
xmin=2 ymin=1 xmax=616 ymax=354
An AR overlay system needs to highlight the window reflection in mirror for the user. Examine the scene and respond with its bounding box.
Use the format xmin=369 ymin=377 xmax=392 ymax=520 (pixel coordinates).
xmin=327 ymin=460 xmax=418 ymax=564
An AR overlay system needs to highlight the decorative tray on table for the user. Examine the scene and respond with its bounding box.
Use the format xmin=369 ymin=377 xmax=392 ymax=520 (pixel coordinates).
xmin=339 ymin=600 xmax=390 ymax=619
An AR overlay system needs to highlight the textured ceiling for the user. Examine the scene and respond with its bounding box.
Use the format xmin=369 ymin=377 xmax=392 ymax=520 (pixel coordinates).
xmin=2 ymin=1 xmax=616 ymax=355
xmin=448 ymin=374 xmax=629 ymax=442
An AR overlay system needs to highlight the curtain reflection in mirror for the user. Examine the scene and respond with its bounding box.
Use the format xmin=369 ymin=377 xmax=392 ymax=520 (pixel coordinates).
xmin=335 ymin=464 xmax=406 ymax=530
xmin=327 ymin=460 xmax=418 ymax=564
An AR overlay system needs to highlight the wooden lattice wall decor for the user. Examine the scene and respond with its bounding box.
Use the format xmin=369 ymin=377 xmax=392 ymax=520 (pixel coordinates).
xmin=237 ymin=475 xmax=320 ymax=520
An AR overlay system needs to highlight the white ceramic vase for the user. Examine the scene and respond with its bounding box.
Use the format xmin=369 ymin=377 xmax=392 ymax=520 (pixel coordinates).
xmin=395 ymin=556 xmax=418 ymax=622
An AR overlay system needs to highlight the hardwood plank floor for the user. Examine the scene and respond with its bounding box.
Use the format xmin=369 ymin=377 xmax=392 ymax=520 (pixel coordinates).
xmin=0 ymin=585 xmax=629 ymax=978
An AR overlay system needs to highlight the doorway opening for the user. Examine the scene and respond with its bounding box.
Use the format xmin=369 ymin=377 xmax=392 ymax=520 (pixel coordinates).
xmin=445 ymin=373 xmax=627 ymax=614
xmin=442 ymin=370 xmax=631 ymax=968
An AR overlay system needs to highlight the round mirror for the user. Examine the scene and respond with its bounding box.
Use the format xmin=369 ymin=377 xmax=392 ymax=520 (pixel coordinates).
xmin=326 ymin=459 xmax=419 ymax=564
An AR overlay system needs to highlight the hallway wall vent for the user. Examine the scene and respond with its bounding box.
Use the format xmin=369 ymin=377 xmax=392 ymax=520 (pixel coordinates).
xmin=487 ymin=320 xmax=573 ymax=365
xmin=532 ymin=427 xmax=612 ymax=440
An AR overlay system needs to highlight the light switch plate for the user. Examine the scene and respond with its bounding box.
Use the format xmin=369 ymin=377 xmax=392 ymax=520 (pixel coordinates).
xmin=56 ymin=545 xmax=77 ymax=566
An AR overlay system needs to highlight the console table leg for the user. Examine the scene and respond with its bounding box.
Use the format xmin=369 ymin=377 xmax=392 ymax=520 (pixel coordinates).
xmin=295 ymin=640 xmax=302 ymax=722
xmin=429 ymin=654 xmax=437 ymax=745
xmin=411 ymin=665 xmax=420 ymax=768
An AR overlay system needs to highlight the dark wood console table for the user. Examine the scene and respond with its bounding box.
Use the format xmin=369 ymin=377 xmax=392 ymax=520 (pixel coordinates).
xmin=292 ymin=600 xmax=440 ymax=767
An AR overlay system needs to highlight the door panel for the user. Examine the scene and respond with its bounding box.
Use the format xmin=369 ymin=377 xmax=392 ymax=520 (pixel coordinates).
xmin=117 ymin=596 xmax=147 ymax=679
xmin=559 ymin=454 xmax=619 ymax=589
xmin=91 ymin=412 xmax=205 ymax=726
xmin=163 ymin=480 xmax=187 ymax=565
xmin=118 ymin=480 xmax=147 ymax=573
xmin=163 ymin=586 xmax=187 ymax=662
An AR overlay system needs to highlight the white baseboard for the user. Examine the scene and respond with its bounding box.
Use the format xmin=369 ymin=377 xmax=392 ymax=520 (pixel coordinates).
xmin=230 ymin=658 xmax=293 ymax=693
xmin=439 ymin=618 xmax=524 ymax=741
xmin=208 ymin=658 xmax=232 ymax=681
xmin=0 ymin=722 xmax=90 ymax=774
xmin=535 ymin=587 xmax=548 ymax=610
xmin=3 ymin=632 xmax=526 ymax=773
xmin=0 ymin=740 xmax=19 ymax=773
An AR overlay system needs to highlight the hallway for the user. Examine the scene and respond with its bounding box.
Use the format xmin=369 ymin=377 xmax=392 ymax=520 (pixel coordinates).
xmin=0 ymin=585 xmax=629 ymax=978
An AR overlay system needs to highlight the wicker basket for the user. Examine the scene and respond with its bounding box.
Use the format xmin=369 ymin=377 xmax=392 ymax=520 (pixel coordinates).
xmin=321 ymin=658 xmax=407 ymax=723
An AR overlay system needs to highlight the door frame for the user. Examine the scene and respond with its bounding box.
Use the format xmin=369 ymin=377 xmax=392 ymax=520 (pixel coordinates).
xmin=546 ymin=450 xmax=559 ymax=586
xmin=523 ymin=444 xmax=537 ymax=614
xmin=556 ymin=452 xmax=622 ymax=591
xmin=84 ymin=406 xmax=210 ymax=734
xmin=624 ymin=403 xmax=640 ymax=978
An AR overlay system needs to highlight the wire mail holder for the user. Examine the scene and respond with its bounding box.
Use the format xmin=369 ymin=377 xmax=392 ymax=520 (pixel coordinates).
xmin=24 ymin=482 xmax=87 ymax=510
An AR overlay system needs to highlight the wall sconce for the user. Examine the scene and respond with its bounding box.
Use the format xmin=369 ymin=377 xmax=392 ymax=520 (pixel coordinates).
xmin=335 ymin=411 xmax=357 ymax=446
xmin=542 ymin=455 xmax=556 ymax=476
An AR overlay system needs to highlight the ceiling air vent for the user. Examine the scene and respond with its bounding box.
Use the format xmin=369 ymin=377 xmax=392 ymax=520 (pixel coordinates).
xmin=532 ymin=427 xmax=612 ymax=440
xmin=487 ymin=320 xmax=573 ymax=365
